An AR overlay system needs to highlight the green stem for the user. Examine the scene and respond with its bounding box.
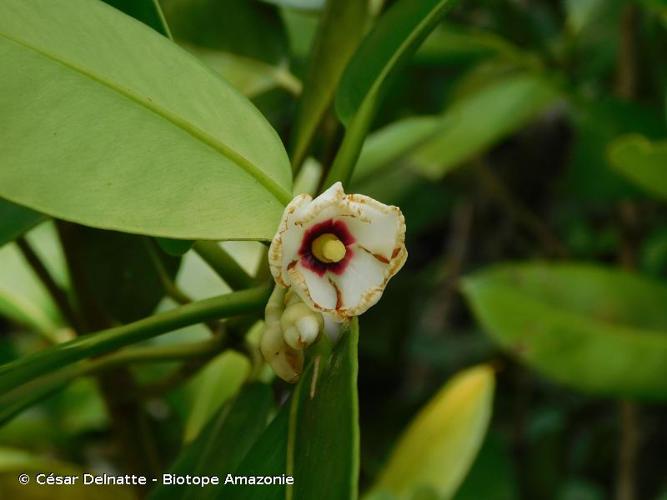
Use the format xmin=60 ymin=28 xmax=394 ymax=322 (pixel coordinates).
xmin=15 ymin=236 xmax=83 ymax=332
xmin=0 ymin=285 xmax=270 ymax=395
xmin=194 ymin=241 xmax=255 ymax=290
xmin=144 ymin=237 xmax=192 ymax=305
xmin=321 ymin=99 xmax=375 ymax=191
xmin=0 ymin=338 xmax=223 ymax=426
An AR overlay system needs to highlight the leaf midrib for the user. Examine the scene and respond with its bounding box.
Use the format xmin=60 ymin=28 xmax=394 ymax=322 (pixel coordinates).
xmin=0 ymin=30 xmax=292 ymax=206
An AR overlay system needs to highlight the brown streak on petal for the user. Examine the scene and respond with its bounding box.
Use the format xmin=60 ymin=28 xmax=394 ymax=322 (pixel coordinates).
xmin=359 ymin=245 xmax=390 ymax=264
xmin=391 ymin=247 xmax=402 ymax=259
xmin=287 ymin=259 xmax=298 ymax=271
xmin=328 ymin=277 xmax=343 ymax=310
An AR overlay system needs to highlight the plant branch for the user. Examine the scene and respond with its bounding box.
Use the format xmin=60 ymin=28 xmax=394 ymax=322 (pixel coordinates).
xmin=144 ymin=237 xmax=192 ymax=305
xmin=193 ymin=240 xmax=255 ymax=290
xmin=0 ymin=285 xmax=271 ymax=394
xmin=0 ymin=337 xmax=226 ymax=426
xmin=616 ymin=401 xmax=640 ymax=500
xmin=15 ymin=236 xmax=83 ymax=331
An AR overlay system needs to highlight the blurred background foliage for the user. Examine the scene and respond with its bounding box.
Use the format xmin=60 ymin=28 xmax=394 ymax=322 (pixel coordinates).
xmin=1 ymin=0 xmax=667 ymax=499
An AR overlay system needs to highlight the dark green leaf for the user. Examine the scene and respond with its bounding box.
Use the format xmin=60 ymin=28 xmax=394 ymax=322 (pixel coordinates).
xmin=463 ymin=263 xmax=667 ymax=400
xmin=565 ymin=98 xmax=665 ymax=202
xmin=326 ymin=0 xmax=458 ymax=186
xmin=287 ymin=319 xmax=359 ymax=500
xmin=0 ymin=199 xmax=45 ymax=248
xmin=58 ymin=224 xmax=179 ymax=324
xmin=149 ymin=383 xmax=273 ymax=500
xmin=290 ymin=0 xmax=370 ymax=168
xmin=218 ymin=404 xmax=290 ymax=500
xmin=103 ymin=0 xmax=171 ymax=36
xmin=156 ymin=237 xmax=193 ymax=257
xmin=161 ymin=0 xmax=287 ymax=64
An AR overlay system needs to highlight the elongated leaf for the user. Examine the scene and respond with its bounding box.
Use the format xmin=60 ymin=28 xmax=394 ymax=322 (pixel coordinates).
xmin=261 ymin=0 xmax=325 ymax=12
xmin=0 ymin=0 xmax=292 ymax=241
xmin=370 ymin=365 xmax=494 ymax=500
xmin=326 ymin=0 xmax=458 ymax=186
xmin=290 ymin=0 xmax=370 ymax=168
xmin=415 ymin=25 xmax=533 ymax=66
xmin=149 ymin=383 xmax=273 ymax=500
xmin=103 ymin=0 xmax=171 ymax=36
xmin=218 ymin=406 xmax=290 ymax=500
xmin=0 ymin=286 xmax=270 ymax=396
xmin=188 ymin=47 xmax=301 ymax=98
xmin=463 ymin=263 xmax=667 ymax=400
xmin=608 ymin=135 xmax=667 ymax=200
xmin=352 ymin=116 xmax=445 ymax=184
xmin=287 ymin=319 xmax=359 ymax=500
xmin=183 ymin=351 xmax=250 ymax=443
xmin=0 ymin=199 xmax=44 ymax=248
xmin=410 ymin=74 xmax=558 ymax=179
xmin=335 ymin=0 xmax=456 ymax=125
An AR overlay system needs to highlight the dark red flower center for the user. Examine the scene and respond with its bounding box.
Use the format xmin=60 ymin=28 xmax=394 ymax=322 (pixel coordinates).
xmin=298 ymin=219 xmax=355 ymax=276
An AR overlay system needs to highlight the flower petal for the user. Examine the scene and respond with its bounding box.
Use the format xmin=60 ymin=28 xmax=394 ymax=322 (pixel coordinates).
xmin=330 ymin=248 xmax=389 ymax=317
xmin=288 ymin=263 xmax=338 ymax=311
xmin=269 ymin=194 xmax=310 ymax=287
xmin=346 ymin=199 xmax=405 ymax=260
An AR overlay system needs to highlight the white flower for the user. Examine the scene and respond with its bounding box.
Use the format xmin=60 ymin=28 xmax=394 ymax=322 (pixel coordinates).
xmin=269 ymin=182 xmax=407 ymax=321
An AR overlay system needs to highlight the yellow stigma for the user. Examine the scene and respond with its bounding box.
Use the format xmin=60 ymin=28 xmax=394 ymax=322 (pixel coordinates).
xmin=311 ymin=233 xmax=346 ymax=263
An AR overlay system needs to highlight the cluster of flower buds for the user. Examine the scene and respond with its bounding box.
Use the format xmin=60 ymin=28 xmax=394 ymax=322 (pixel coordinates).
xmin=261 ymin=182 xmax=407 ymax=382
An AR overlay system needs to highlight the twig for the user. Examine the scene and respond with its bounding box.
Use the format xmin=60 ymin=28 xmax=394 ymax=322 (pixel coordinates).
xmin=15 ymin=236 xmax=83 ymax=331
xmin=193 ymin=241 xmax=255 ymax=290
xmin=144 ymin=238 xmax=192 ymax=305
xmin=616 ymin=401 xmax=640 ymax=500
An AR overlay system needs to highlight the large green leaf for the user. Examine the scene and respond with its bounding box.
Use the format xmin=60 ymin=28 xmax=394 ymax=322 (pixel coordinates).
xmin=463 ymin=263 xmax=667 ymax=400
xmin=103 ymin=0 xmax=171 ymax=36
xmin=410 ymin=74 xmax=558 ymax=179
xmin=0 ymin=199 xmax=44 ymax=248
xmin=369 ymin=365 xmax=494 ymax=500
xmin=0 ymin=0 xmax=291 ymax=241
xmin=287 ymin=319 xmax=359 ymax=500
xmin=608 ymin=135 xmax=667 ymax=200
xmin=149 ymin=383 xmax=273 ymax=500
xmin=325 ymin=0 xmax=458 ymax=186
xmin=290 ymin=0 xmax=370 ymax=168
